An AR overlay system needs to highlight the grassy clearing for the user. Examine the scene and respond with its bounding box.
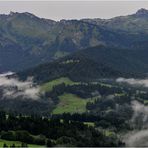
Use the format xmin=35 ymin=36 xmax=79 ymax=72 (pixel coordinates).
xmin=104 ymin=130 xmax=115 ymax=137
xmin=40 ymin=77 xmax=114 ymax=93
xmin=40 ymin=77 xmax=79 ymax=92
xmin=0 ymin=139 xmax=43 ymax=147
xmin=144 ymin=100 xmax=148 ymax=105
xmin=54 ymin=50 xmax=69 ymax=59
xmin=91 ymin=82 xmax=112 ymax=88
xmin=84 ymin=122 xmax=95 ymax=127
xmin=114 ymin=93 xmax=126 ymax=97
xmin=52 ymin=93 xmax=92 ymax=114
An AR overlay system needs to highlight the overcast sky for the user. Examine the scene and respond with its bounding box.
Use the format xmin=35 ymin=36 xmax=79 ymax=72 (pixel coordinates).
xmin=0 ymin=1 xmax=148 ymax=20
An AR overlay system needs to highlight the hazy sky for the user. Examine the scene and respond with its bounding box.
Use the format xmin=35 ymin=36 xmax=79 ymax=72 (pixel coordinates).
xmin=1 ymin=1 xmax=148 ymax=20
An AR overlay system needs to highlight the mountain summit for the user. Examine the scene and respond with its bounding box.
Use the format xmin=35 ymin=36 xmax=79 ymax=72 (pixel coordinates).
xmin=136 ymin=8 xmax=148 ymax=17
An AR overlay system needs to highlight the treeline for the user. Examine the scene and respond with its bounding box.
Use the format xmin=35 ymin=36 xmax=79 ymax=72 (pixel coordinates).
xmin=0 ymin=111 xmax=124 ymax=147
xmin=45 ymin=82 xmax=125 ymax=100
xmin=52 ymin=107 xmax=132 ymax=131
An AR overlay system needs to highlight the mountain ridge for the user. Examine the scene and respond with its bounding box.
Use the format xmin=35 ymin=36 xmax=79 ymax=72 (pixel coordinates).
xmin=0 ymin=8 xmax=148 ymax=72
xmin=6 ymin=8 xmax=148 ymax=22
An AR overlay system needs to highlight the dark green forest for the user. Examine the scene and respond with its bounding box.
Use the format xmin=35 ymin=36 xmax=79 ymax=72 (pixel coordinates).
xmin=0 ymin=111 xmax=124 ymax=147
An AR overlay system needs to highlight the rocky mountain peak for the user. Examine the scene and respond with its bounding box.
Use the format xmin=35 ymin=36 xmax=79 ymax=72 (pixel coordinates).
xmin=136 ymin=8 xmax=148 ymax=17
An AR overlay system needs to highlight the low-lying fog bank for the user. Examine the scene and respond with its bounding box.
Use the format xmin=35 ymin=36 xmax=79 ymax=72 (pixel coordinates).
xmin=116 ymin=77 xmax=148 ymax=87
xmin=123 ymin=100 xmax=148 ymax=146
xmin=124 ymin=129 xmax=148 ymax=147
xmin=116 ymin=77 xmax=148 ymax=146
xmin=0 ymin=72 xmax=40 ymax=100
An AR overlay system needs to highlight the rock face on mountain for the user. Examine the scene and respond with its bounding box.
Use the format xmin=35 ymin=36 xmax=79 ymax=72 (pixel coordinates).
xmin=1 ymin=9 xmax=148 ymax=72
xmin=135 ymin=8 xmax=148 ymax=17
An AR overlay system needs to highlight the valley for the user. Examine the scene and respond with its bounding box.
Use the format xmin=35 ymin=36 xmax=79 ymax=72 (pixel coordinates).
xmin=1 ymin=7 xmax=148 ymax=147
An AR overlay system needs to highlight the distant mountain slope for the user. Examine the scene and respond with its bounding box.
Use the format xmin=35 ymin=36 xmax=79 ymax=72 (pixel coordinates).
xmin=82 ymin=8 xmax=148 ymax=34
xmin=18 ymin=45 xmax=148 ymax=84
xmin=18 ymin=50 xmax=122 ymax=83
xmin=74 ymin=46 xmax=148 ymax=76
xmin=1 ymin=9 xmax=148 ymax=72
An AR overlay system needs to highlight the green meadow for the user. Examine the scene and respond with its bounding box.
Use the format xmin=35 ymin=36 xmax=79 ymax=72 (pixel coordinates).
xmin=52 ymin=93 xmax=94 ymax=114
xmin=40 ymin=77 xmax=79 ymax=92
xmin=0 ymin=139 xmax=43 ymax=147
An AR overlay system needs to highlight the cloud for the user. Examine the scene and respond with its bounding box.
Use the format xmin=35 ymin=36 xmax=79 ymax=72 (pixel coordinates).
xmin=116 ymin=77 xmax=148 ymax=87
xmin=0 ymin=71 xmax=14 ymax=77
xmin=124 ymin=129 xmax=148 ymax=147
xmin=131 ymin=101 xmax=148 ymax=128
xmin=0 ymin=72 xmax=40 ymax=100
xmin=123 ymin=101 xmax=148 ymax=146
xmin=116 ymin=78 xmax=148 ymax=146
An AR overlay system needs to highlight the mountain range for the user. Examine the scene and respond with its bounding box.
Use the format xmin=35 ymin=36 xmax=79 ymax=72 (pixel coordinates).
xmin=1 ymin=8 xmax=148 ymax=72
xmin=1 ymin=8 xmax=148 ymax=147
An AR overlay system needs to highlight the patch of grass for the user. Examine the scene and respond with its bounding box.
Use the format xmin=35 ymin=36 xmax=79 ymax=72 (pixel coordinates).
xmin=40 ymin=77 xmax=79 ymax=92
xmin=144 ymin=100 xmax=148 ymax=105
xmin=52 ymin=93 xmax=90 ymax=114
xmin=114 ymin=93 xmax=125 ymax=97
xmin=54 ymin=50 xmax=69 ymax=59
xmin=104 ymin=130 xmax=115 ymax=137
xmin=0 ymin=139 xmax=43 ymax=147
xmin=90 ymin=82 xmax=112 ymax=87
xmin=84 ymin=122 xmax=95 ymax=127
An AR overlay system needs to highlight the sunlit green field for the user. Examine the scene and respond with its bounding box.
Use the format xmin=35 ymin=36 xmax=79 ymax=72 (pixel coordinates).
xmin=40 ymin=76 xmax=113 ymax=93
xmin=52 ymin=93 xmax=91 ymax=114
xmin=0 ymin=139 xmax=43 ymax=147
xmin=40 ymin=77 xmax=79 ymax=92
xmin=84 ymin=122 xmax=95 ymax=127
